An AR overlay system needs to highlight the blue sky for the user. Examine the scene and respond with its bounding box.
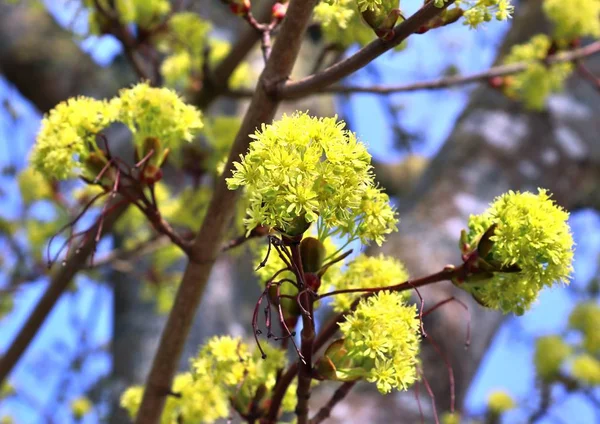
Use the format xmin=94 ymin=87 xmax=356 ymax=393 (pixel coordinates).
xmin=1 ymin=2 xmax=599 ymax=423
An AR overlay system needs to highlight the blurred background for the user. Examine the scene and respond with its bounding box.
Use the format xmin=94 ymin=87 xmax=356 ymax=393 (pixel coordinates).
xmin=0 ymin=0 xmax=599 ymax=423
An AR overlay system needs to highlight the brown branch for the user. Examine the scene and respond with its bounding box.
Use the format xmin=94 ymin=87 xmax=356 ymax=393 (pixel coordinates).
xmin=193 ymin=0 xmax=277 ymax=108
xmin=309 ymin=381 xmax=357 ymax=424
xmin=224 ymin=39 xmax=600 ymax=98
xmin=0 ymin=201 xmax=129 ymax=384
xmin=133 ymin=1 xmax=319 ymax=422
xmin=275 ymin=0 xmax=457 ymax=99
xmin=87 ymin=233 xmax=169 ymax=271
xmin=289 ymin=242 xmax=313 ymax=424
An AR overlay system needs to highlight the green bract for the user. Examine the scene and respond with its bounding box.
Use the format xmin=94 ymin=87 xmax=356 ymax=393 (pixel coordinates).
xmin=30 ymin=83 xmax=203 ymax=181
xmin=226 ymin=112 xmax=397 ymax=244
xmin=338 ymin=291 xmax=420 ymax=393
xmin=327 ymin=254 xmax=409 ymax=312
xmin=463 ymin=189 xmax=574 ymax=315
xmin=255 ymin=233 xmax=341 ymax=286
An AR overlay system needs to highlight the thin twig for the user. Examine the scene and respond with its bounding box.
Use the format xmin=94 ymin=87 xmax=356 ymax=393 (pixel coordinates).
xmin=0 ymin=201 xmax=129 ymax=384
xmin=223 ymin=40 xmax=600 ymax=99
xmin=275 ymin=0 xmax=457 ymax=98
xmin=309 ymin=381 xmax=357 ymax=424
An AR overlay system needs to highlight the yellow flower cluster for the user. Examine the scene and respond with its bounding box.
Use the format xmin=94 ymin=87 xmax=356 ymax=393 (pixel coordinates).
xmin=463 ymin=189 xmax=574 ymax=315
xmin=569 ymin=302 xmax=600 ymax=354
xmin=544 ymin=0 xmax=600 ymax=41
xmin=70 ymin=397 xmax=93 ymax=420
xmin=338 ymin=291 xmax=420 ymax=393
xmin=503 ymin=35 xmax=574 ymax=110
xmin=86 ymin=0 xmax=170 ymax=33
xmin=120 ymin=336 xmax=296 ymax=423
xmin=534 ymin=335 xmax=572 ymax=381
xmin=327 ymin=254 xmax=409 ymax=312
xmin=17 ymin=167 xmax=53 ymax=205
xmin=314 ymin=0 xmax=376 ymax=47
xmin=487 ymin=389 xmax=515 ymax=414
xmin=227 ymin=113 xmax=397 ymax=245
xmin=571 ymin=354 xmax=600 ymax=386
xmin=459 ymin=0 xmax=514 ymax=29
xmin=30 ymin=82 xmax=203 ymax=181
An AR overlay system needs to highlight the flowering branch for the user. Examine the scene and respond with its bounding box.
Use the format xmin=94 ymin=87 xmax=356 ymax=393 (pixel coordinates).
xmin=193 ymin=0 xmax=277 ymax=108
xmin=264 ymin=265 xmax=461 ymax=422
xmin=273 ymin=0 xmax=457 ymax=99
xmin=133 ymin=1 xmax=319 ymax=422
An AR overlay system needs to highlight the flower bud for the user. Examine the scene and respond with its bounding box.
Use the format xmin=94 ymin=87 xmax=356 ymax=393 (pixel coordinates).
xmin=278 ymin=214 xmax=311 ymax=237
xmin=222 ymin=0 xmax=251 ymax=16
xmin=314 ymin=339 xmax=359 ymax=381
xmin=300 ymin=237 xmax=326 ymax=274
xmin=141 ymin=164 xmax=164 ymax=185
xmin=272 ymin=2 xmax=288 ymax=20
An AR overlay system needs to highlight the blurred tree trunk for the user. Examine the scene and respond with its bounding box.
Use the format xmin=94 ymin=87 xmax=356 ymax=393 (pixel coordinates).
xmin=2 ymin=1 xmax=600 ymax=423
xmin=364 ymin=0 xmax=600 ymax=421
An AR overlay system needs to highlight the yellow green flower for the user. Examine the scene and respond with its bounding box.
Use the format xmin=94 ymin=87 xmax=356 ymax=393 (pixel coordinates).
xmin=502 ymin=35 xmax=573 ymax=110
xmin=327 ymin=254 xmax=409 ymax=312
xmin=338 ymin=291 xmax=420 ymax=393
xmin=70 ymin=397 xmax=93 ymax=420
xmin=571 ymin=354 xmax=600 ymax=386
xmin=17 ymin=168 xmax=53 ymax=204
xmin=543 ymin=0 xmax=600 ymax=41
xmin=31 ymin=96 xmax=116 ymax=179
xmin=462 ymin=189 xmax=574 ymax=315
xmin=534 ymin=335 xmax=572 ymax=381
xmin=569 ymin=302 xmax=600 ymax=354
xmin=227 ymin=112 xmax=397 ymax=244
xmin=487 ymin=389 xmax=515 ymax=414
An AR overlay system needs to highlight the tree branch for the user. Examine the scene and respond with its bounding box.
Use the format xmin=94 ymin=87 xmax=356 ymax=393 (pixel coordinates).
xmin=310 ymin=381 xmax=357 ymax=424
xmin=193 ymin=0 xmax=277 ymax=108
xmin=0 ymin=201 xmax=129 ymax=383
xmin=220 ymin=36 xmax=600 ymax=100
xmin=275 ymin=0 xmax=456 ymax=99
xmin=133 ymin=1 xmax=319 ymax=422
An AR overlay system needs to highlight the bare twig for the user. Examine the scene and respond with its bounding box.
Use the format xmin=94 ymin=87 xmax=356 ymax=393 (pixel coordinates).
xmin=223 ymin=40 xmax=600 ymax=99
